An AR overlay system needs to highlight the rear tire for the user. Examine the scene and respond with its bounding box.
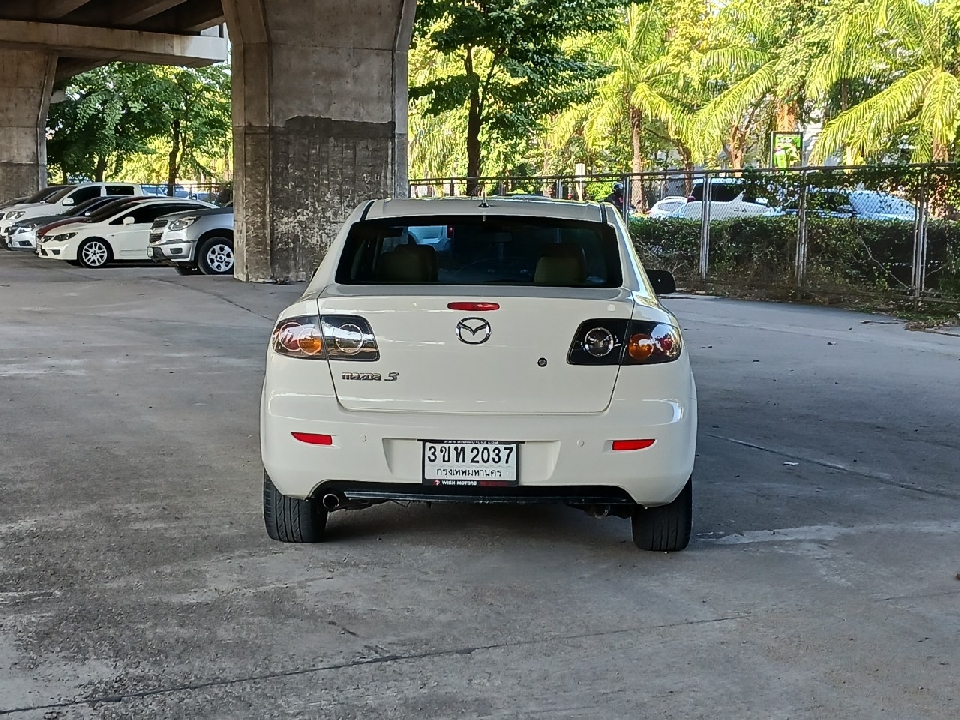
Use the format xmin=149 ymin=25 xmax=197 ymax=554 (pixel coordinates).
xmin=263 ymin=471 xmax=327 ymax=543
xmin=631 ymin=478 xmax=692 ymax=551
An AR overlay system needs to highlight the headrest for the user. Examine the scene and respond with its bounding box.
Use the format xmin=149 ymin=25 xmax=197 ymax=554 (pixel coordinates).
xmin=377 ymin=243 xmax=438 ymax=283
xmin=534 ymin=243 xmax=586 ymax=285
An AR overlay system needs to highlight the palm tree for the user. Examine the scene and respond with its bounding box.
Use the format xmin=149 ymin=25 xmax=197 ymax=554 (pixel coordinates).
xmin=808 ymin=0 xmax=960 ymax=163
xmin=575 ymin=3 xmax=688 ymax=204
xmin=692 ymin=0 xmax=819 ymax=167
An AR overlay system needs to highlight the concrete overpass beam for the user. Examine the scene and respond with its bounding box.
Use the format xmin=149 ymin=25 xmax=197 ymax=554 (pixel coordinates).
xmin=224 ymin=0 xmax=415 ymax=282
xmin=0 ymin=49 xmax=56 ymax=201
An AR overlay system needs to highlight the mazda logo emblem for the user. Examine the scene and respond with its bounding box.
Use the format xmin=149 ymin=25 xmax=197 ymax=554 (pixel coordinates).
xmin=456 ymin=317 xmax=491 ymax=345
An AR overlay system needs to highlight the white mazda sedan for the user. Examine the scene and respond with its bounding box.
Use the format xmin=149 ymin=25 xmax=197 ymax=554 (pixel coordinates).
xmin=261 ymin=197 xmax=697 ymax=551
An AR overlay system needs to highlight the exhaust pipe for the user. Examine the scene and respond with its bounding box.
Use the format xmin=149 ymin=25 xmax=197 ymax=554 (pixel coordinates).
xmin=321 ymin=493 xmax=341 ymax=511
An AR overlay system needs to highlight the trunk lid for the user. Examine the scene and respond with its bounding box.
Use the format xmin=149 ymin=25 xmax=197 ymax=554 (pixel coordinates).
xmin=318 ymin=288 xmax=635 ymax=414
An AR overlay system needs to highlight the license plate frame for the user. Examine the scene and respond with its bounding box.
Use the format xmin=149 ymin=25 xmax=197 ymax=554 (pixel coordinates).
xmin=422 ymin=440 xmax=520 ymax=487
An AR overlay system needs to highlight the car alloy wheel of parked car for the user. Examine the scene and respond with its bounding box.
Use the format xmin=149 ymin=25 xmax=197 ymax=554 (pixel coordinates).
xmin=198 ymin=237 xmax=234 ymax=275
xmin=78 ymin=238 xmax=111 ymax=268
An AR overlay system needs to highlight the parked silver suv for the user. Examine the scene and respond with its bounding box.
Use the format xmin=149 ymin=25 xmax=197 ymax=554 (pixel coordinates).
xmin=148 ymin=204 xmax=234 ymax=275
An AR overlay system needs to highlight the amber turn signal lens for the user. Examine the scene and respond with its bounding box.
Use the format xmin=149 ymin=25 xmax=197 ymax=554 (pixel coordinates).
xmin=296 ymin=334 xmax=324 ymax=355
xmin=627 ymin=333 xmax=655 ymax=361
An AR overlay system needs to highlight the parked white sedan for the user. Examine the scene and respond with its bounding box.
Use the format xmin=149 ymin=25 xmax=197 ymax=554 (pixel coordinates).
xmin=261 ymin=197 xmax=697 ymax=551
xmin=37 ymin=198 xmax=214 ymax=268
xmin=646 ymin=196 xmax=688 ymax=218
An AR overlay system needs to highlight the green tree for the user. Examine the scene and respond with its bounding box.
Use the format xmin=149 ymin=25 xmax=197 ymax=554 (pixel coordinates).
xmin=145 ymin=65 xmax=232 ymax=193
xmin=47 ymin=64 xmax=165 ymax=181
xmin=411 ymin=0 xmax=623 ymax=194
xmin=588 ymin=5 xmax=679 ymax=177
xmin=808 ymin=0 xmax=960 ymax=163
xmin=46 ymin=62 xmax=231 ymax=189
xmin=692 ymin=0 xmax=821 ymax=167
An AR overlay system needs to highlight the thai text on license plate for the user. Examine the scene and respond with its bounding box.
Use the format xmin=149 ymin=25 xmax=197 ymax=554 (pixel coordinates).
xmin=422 ymin=440 xmax=519 ymax=487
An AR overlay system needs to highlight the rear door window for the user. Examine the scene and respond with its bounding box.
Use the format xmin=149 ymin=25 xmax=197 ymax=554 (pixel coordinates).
xmin=336 ymin=216 xmax=622 ymax=287
xmin=67 ymin=186 xmax=103 ymax=204
xmin=105 ymin=185 xmax=137 ymax=196
xmin=691 ymin=182 xmax=744 ymax=202
xmin=128 ymin=204 xmax=195 ymax=224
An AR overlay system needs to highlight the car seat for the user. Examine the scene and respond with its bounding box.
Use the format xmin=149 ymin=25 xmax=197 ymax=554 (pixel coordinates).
xmin=533 ymin=243 xmax=586 ymax=285
xmin=376 ymin=243 xmax=438 ymax=283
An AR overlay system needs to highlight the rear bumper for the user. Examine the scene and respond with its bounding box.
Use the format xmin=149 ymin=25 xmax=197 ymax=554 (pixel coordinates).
xmin=313 ymin=481 xmax=636 ymax=509
xmin=261 ymin=357 xmax=697 ymax=507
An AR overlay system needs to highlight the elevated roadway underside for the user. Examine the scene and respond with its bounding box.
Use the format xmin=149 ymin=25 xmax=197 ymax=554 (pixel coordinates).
xmin=1 ymin=0 xmax=415 ymax=284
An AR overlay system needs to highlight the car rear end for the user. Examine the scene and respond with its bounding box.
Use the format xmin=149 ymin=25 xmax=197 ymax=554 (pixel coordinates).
xmin=261 ymin=199 xmax=696 ymax=529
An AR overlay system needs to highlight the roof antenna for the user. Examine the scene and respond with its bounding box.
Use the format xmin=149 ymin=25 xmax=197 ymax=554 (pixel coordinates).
xmin=478 ymin=186 xmax=489 ymax=208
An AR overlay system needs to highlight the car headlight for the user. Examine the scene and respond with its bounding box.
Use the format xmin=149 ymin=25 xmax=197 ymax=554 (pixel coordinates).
xmin=168 ymin=216 xmax=198 ymax=231
xmin=52 ymin=232 xmax=77 ymax=243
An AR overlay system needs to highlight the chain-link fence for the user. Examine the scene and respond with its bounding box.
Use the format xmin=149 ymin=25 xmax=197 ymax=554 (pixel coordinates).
xmin=410 ymin=164 xmax=960 ymax=314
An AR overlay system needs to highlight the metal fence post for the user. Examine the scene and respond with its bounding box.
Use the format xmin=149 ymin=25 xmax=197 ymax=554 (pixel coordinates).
xmin=622 ymin=176 xmax=631 ymax=222
xmin=699 ymin=172 xmax=711 ymax=280
xmin=448 ymin=178 xmax=455 ymax=197
xmin=911 ymin=172 xmax=929 ymax=304
xmin=795 ymin=169 xmax=809 ymax=285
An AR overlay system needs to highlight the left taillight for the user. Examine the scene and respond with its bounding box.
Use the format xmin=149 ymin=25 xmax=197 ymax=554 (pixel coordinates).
xmin=272 ymin=315 xmax=325 ymax=359
xmin=271 ymin=314 xmax=380 ymax=361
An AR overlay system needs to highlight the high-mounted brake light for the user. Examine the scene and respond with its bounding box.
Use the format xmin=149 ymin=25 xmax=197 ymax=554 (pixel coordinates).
xmin=447 ymin=302 xmax=500 ymax=311
xmin=291 ymin=432 xmax=333 ymax=445
xmin=612 ymin=439 xmax=656 ymax=451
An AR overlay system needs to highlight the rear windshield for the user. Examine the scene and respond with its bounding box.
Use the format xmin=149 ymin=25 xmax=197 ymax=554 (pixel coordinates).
xmin=26 ymin=186 xmax=68 ymax=203
xmin=336 ymin=216 xmax=623 ymax=287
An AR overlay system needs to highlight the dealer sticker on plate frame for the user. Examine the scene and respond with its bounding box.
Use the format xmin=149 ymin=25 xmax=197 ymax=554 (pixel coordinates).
xmin=422 ymin=440 xmax=520 ymax=487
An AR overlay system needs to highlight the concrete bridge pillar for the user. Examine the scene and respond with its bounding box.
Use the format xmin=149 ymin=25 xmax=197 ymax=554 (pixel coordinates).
xmin=223 ymin=0 xmax=416 ymax=282
xmin=0 ymin=49 xmax=56 ymax=201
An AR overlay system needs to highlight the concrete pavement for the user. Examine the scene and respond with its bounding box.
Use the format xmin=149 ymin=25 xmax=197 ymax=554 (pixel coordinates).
xmin=0 ymin=252 xmax=958 ymax=718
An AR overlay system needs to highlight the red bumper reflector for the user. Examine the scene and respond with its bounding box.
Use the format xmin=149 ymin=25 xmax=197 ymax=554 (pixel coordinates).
xmin=291 ymin=432 xmax=333 ymax=446
xmin=447 ymin=302 xmax=500 ymax=311
xmin=612 ymin=439 xmax=656 ymax=451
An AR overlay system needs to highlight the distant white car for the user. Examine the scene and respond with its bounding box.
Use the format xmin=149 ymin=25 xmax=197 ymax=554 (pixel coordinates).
xmin=0 ymin=182 xmax=144 ymax=236
xmin=670 ymin=194 xmax=776 ymax=220
xmin=37 ymin=198 xmax=214 ymax=268
xmin=261 ymin=197 xmax=697 ymax=551
xmin=646 ymin=196 xmax=688 ymax=219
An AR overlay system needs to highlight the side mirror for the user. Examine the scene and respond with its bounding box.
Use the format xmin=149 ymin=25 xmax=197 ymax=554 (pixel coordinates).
xmin=648 ymin=269 xmax=676 ymax=295
xmin=122 ymin=215 xmax=136 ymax=225
xmin=61 ymin=197 xmax=75 ymax=206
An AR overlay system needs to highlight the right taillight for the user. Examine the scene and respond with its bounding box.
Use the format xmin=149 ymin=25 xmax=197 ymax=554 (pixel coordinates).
xmin=271 ymin=314 xmax=380 ymax=361
xmin=623 ymin=322 xmax=681 ymax=364
xmin=567 ymin=320 xmax=682 ymax=366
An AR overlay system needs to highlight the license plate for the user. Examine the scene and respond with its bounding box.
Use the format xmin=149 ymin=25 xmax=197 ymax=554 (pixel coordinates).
xmin=422 ymin=440 xmax=519 ymax=487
